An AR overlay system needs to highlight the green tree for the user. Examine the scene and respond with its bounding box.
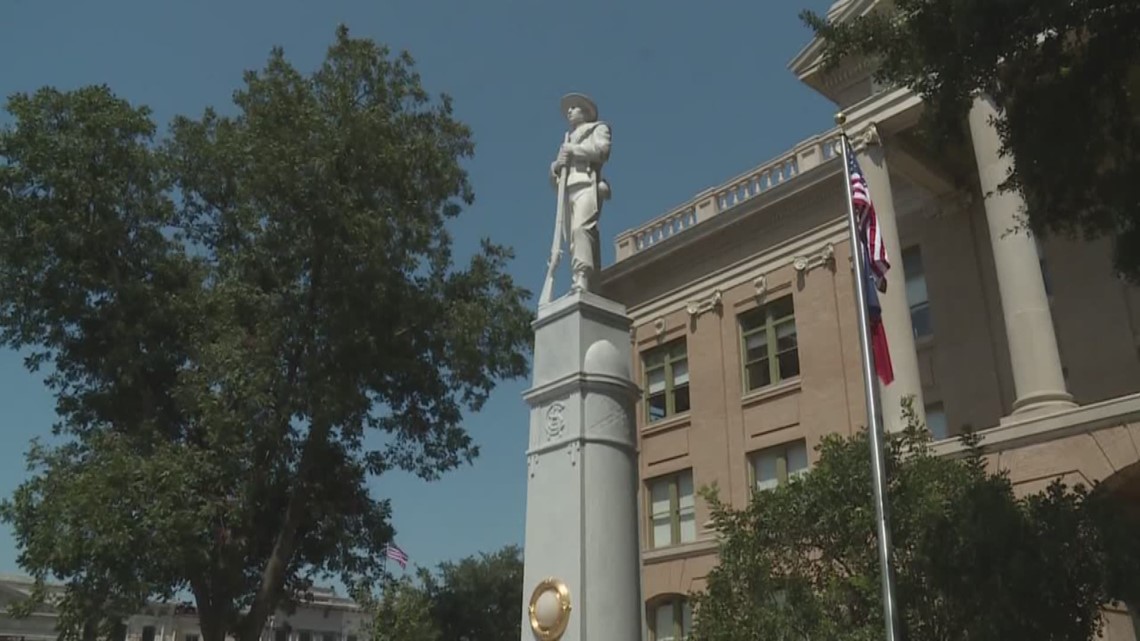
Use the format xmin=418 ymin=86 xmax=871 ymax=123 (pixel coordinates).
xmin=801 ymin=1 xmax=1140 ymax=281
xmin=360 ymin=577 xmax=440 ymax=641
xmin=422 ymin=545 xmax=523 ymax=641
xmin=692 ymin=402 xmax=1140 ymax=641
xmin=0 ymin=25 xmax=532 ymax=641
xmin=360 ymin=545 xmax=522 ymax=641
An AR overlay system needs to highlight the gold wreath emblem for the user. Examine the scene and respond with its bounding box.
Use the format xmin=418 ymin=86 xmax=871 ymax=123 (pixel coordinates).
xmin=528 ymin=578 xmax=572 ymax=641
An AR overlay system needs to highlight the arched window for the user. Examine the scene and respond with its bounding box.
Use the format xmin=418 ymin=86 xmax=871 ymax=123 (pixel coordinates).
xmin=649 ymin=596 xmax=692 ymax=641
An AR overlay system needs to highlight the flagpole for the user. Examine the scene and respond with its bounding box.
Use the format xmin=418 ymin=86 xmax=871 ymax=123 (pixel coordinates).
xmin=836 ymin=112 xmax=902 ymax=641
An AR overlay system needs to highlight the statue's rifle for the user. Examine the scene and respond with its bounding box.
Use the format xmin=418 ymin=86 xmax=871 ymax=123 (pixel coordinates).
xmin=539 ymin=131 xmax=571 ymax=306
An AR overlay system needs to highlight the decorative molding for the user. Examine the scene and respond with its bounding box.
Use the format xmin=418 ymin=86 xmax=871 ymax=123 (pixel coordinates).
xmin=544 ymin=402 xmax=566 ymax=439
xmin=652 ymin=317 xmax=666 ymax=336
xmin=685 ymin=288 xmax=722 ymax=318
xmin=753 ymin=274 xmax=768 ymax=298
xmin=854 ymin=122 xmax=882 ymax=150
xmin=619 ymin=217 xmax=849 ymax=322
xmin=815 ymin=54 xmax=879 ymax=91
xmin=566 ymin=441 xmax=581 ymax=467
xmin=792 ymin=243 xmax=836 ymax=273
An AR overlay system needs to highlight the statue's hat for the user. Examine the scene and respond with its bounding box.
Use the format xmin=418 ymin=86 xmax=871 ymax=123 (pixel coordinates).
xmin=560 ymin=92 xmax=598 ymax=122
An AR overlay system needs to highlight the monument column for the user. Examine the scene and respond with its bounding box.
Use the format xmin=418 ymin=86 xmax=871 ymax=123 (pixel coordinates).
xmin=967 ymin=95 xmax=1074 ymax=418
xmin=854 ymin=126 xmax=926 ymax=431
xmin=522 ymin=293 xmax=642 ymax=641
xmin=521 ymin=93 xmax=642 ymax=641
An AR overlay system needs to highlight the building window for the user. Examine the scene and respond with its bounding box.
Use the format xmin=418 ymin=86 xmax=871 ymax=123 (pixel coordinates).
xmin=185 ymin=636 xmax=200 ymax=641
xmin=740 ymin=295 xmax=799 ymax=392
xmin=648 ymin=470 xmax=696 ymax=548
xmin=925 ymin=402 xmax=949 ymax=440
xmin=299 ymin=632 xmax=312 ymax=641
xmin=346 ymin=636 xmax=358 ymax=641
xmin=142 ymin=628 xmax=156 ymax=641
xmin=750 ymin=440 xmax=808 ymax=491
xmin=644 ymin=339 xmax=690 ymax=422
xmin=650 ymin=597 xmax=692 ymax=641
xmin=902 ymin=246 xmax=932 ymax=339
xmin=322 ymin=635 xmax=337 ymax=641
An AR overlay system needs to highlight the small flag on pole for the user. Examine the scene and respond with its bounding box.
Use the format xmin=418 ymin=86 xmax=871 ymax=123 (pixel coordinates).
xmin=384 ymin=542 xmax=409 ymax=569
xmin=845 ymin=139 xmax=894 ymax=385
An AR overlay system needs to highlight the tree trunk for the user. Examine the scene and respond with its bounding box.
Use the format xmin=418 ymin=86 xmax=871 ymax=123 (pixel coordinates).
xmin=237 ymin=422 xmax=332 ymax=641
xmin=236 ymin=240 xmax=329 ymax=641
xmin=192 ymin=579 xmax=229 ymax=641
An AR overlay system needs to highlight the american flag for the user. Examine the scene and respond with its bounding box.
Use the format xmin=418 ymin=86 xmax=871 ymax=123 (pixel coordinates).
xmin=845 ymin=136 xmax=894 ymax=385
xmin=847 ymin=145 xmax=890 ymax=292
xmin=384 ymin=542 xmax=409 ymax=569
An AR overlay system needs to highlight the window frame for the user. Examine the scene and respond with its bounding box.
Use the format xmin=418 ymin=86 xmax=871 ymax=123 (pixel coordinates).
xmin=739 ymin=296 xmax=799 ymax=392
xmin=642 ymin=339 xmax=690 ymax=422
xmin=924 ymin=401 xmax=949 ymax=440
xmin=649 ymin=597 xmax=692 ymax=641
xmin=901 ymin=245 xmax=933 ymax=339
xmin=646 ymin=470 xmax=696 ymax=549
xmin=748 ymin=439 xmax=809 ymax=492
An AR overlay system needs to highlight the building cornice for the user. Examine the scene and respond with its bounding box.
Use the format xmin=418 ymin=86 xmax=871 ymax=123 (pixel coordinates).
xmin=601 ymin=161 xmax=844 ymax=288
xmin=788 ymin=0 xmax=886 ymax=103
xmin=620 ymin=218 xmax=850 ymax=325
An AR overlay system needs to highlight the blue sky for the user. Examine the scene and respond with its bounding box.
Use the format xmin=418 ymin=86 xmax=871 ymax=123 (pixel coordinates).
xmin=0 ymin=0 xmax=836 ymax=581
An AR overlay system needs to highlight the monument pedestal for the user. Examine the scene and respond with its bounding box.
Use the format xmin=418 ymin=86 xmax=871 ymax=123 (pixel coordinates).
xmin=521 ymin=292 xmax=643 ymax=641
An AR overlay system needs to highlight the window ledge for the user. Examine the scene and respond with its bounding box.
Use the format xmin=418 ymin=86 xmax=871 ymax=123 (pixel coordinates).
xmin=741 ymin=377 xmax=802 ymax=408
xmin=642 ymin=412 xmax=692 ymax=435
xmin=642 ymin=538 xmax=718 ymax=564
xmin=915 ymin=334 xmax=935 ymax=350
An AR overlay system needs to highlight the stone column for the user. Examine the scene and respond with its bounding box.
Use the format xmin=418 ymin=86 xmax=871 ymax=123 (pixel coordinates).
xmin=967 ymin=95 xmax=1075 ymax=418
xmin=855 ymin=126 xmax=926 ymax=432
xmin=521 ymin=292 xmax=642 ymax=641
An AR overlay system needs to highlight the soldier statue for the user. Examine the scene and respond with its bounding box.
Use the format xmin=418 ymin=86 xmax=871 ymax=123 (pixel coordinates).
xmin=540 ymin=93 xmax=612 ymax=304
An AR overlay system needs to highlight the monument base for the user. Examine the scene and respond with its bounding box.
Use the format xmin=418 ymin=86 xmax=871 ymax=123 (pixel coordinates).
xmin=520 ymin=292 xmax=643 ymax=641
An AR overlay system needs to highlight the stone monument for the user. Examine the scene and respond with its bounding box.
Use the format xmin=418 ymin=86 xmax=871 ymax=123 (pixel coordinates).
xmin=521 ymin=94 xmax=643 ymax=641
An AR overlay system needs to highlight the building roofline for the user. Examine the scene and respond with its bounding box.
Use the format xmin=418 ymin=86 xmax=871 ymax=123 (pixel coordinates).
xmin=788 ymin=0 xmax=882 ymax=100
xmin=599 ymin=158 xmax=843 ymax=291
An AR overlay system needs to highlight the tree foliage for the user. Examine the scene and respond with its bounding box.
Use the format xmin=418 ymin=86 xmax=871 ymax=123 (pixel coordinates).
xmin=360 ymin=578 xmax=440 ymax=641
xmin=801 ymin=1 xmax=1140 ymax=281
xmin=421 ymin=544 xmax=523 ymax=641
xmin=0 ymin=25 xmax=532 ymax=641
xmin=363 ymin=545 xmax=522 ymax=641
xmin=692 ymin=401 xmax=1140 ymax=641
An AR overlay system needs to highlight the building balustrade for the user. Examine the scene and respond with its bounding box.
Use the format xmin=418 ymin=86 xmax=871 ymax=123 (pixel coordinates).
xmin=614 ymin=132 xmax=843 ymax=261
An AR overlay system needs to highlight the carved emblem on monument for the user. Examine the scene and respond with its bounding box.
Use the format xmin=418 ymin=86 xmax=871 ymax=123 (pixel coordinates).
xmin=544 ymin=401 xmax=566 ymax=438
xmin=528 ymin=578 xmax=572 ymax=641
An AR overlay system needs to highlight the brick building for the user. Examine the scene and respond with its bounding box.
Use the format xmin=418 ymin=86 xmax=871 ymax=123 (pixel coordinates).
xmin=598 ymin=2 xmax=1140 ymax=639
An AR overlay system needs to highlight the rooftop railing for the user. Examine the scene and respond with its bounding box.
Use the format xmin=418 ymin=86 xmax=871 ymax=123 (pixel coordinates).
xmin=614 ymin=129 xmax=844 ymax=261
